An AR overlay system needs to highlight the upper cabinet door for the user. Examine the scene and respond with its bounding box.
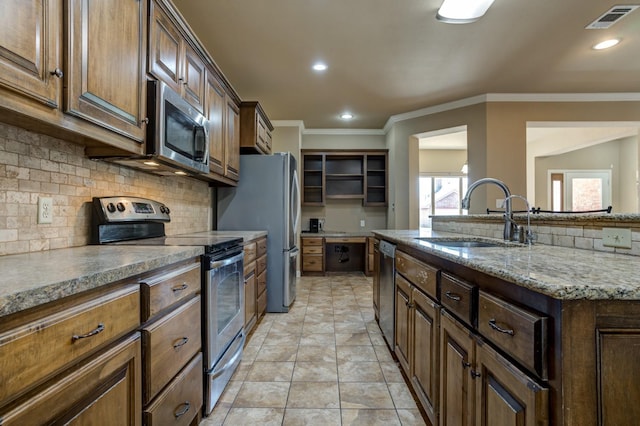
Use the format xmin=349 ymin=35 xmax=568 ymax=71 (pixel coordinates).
xmin=0 ymin=0 xmax=61 ymax=107
xmin=65 ymin=0 xmax=147 ymax=142
xmin=206 ymin=73 xmax=226 ymax=176
xmin=225 ymin=97 xmax=240 ymax=181
xmin=182 ymin=43 xmax=206 ymax=113
xmin=148 ymin=0 xmax=182 ymax=94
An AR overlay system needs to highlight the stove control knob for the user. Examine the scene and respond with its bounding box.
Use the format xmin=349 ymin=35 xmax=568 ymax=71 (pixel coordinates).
xmin=164 ymin=206 xmax=170 ymax=214
xmin=159 ymin=205 xmax=166 ymax=214
xmin=116 ymin=202 xmax=126 ymax=212
xmin=106 ymin=203 xmax=116 ymax=213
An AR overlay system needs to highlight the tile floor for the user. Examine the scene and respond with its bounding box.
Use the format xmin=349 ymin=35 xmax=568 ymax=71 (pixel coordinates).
xmin=200 ymin=273 xmax=428 ymax=426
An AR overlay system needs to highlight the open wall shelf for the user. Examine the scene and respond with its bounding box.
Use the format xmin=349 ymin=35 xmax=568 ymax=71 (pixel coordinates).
xmin=301 ymin=150 xmax=388 ymax=206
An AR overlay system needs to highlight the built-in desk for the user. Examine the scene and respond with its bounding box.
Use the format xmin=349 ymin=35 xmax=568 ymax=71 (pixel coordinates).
xmin=301 ymin=232 xmax=374 ymax=275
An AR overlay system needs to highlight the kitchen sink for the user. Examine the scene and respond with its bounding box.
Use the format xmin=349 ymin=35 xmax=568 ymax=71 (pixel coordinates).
xmin=415 ymin=237 xmax=513 ymax=248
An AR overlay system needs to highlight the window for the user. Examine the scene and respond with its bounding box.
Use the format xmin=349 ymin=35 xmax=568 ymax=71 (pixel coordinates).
xmin=420 ymin=176 xmax=468 ymax=228
xmin=549 ymin=170 xmax=611 ymax=212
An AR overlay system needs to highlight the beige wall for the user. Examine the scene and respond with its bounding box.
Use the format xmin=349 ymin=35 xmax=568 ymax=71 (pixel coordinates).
xmin=534 ymin=136 xmax=638 ymax=212
xmin=419 ymin=150 xmax=467 ymax=173
xmin=386 ymin=100 xmax=640 ymax=229
xmin=0 ymin=122 xmax=212 ymax=256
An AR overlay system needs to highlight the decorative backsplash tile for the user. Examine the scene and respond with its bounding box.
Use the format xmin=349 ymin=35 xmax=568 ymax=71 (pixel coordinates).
xmin=432 ymin=214 xmax=640 ymax=256
xmin=0 ymin=123 xmax=212 ymax=256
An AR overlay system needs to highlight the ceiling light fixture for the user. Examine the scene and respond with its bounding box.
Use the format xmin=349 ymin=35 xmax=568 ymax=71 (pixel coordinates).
xmin=436 ymin=0 xmax=496 ymax=23
xmin=174 ymin=170 xmax=188 ymax=176
xmin=312 ymin=62 xmax=328 ymax=71
xmin=143 ymin=161 xmax=159 ymax=166
xmin=340 ymin=113 xmax=353 ymax=120
xmin=592 ymin=39 xmax=620 ymax=50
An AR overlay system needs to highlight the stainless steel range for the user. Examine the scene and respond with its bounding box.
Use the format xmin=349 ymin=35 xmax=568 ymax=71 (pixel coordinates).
xmin=91 ymin=196 xmax=245 ymax=416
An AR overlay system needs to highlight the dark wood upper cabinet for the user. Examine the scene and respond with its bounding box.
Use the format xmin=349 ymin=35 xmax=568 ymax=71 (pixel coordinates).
xmin=301 ymin=150 xmax=388 ymax=206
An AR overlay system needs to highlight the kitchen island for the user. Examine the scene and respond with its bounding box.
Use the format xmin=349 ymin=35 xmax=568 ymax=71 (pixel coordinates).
xmin=374 ymin=229 xmax=640 ymax=426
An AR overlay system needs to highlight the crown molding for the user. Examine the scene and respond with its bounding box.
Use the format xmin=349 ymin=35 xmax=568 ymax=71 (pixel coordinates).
xmin=303 ymin=128 xmax=386 ymax=136
xmin=271 ymin=120 xmax=306 ymax=131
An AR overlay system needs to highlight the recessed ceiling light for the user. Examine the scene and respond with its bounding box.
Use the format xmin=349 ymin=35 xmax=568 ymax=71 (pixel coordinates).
xmin=340 ymin=113 xmax=353 ymax=120
xmin=593 ymin=39 xmax=620 ymax=50
xmin=312 ymin=62 xmax=328 ymax=71
xmin=143 ymin=161 xmax=159 ymax=166
xmin=174 ymin=170 xmax=188 ymax=176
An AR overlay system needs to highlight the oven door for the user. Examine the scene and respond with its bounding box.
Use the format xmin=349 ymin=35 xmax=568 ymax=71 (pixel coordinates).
xmin=204 ymin=251 xmax=244 ymax=369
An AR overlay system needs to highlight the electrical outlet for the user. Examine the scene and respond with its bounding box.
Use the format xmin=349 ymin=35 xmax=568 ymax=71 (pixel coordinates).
xmin=602 ymin=227 xmax=632 ymax=248
xmin=38 ymin=197 xmax=53 ymax=224
xmin=360 ymin=219 xmax=365 ymax=227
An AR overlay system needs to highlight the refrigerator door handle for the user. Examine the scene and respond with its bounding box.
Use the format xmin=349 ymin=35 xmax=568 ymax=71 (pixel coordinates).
xmin=291 ymin=168 xmax=301 ymax=237
xmin=288 ymin=247 xmax=300 ymax=257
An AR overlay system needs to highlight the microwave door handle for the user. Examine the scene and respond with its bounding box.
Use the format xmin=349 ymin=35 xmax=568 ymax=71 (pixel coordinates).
xmin=194 ymin=126 xmax=206 ymax=161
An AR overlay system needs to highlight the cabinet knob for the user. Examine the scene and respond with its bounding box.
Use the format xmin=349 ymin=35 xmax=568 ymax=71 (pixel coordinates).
xmin=140 ymin=117 xmax=149 ymax=125
xmin=50 ymin=68 xmax=64 ymax=78
xmin=470 ymin=369 xmax=481 ymax=379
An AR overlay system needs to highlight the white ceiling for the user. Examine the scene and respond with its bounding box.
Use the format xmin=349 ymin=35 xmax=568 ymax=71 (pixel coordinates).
xmin=172 ymin=0 xmax=640 ymax=129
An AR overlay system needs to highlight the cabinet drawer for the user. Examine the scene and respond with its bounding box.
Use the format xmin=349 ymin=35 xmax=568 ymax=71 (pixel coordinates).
xmin=256 ymin=254 xmax=267 ymax=274
xmin=478 ymin=291 xmax=548 ymax=380
xmin=0 ymin=284 xmax=140 ymax=406
xmin=142 ymin=296 xmax=201 ymax=403
xmin=1 ymin=333 xmax=141 ymax=426
xmin=440 ymin=272 xmax=477 ymax=327
xmin=141 ymin=262 xmax=201 ymax=321
xmin=303 ymin=257 xmax=323 ymax=271
xmin=395 ymin=251 xmax=438 ymax=299
xmin=257 ymin=269 xmax=267 ymax=295
xmin=303 ymin=237 xmax=323 ymax=246
xmin=325 ymin=237 xmax=366 ymax=244
xmin=303 ymin=246 xmax=323 ymax=255
xmin=257 ymin=288 xmax=267 ymax=315
xmin=244 ymin=260 xmax=256 ymax=278
xmin=243 ymin=242 xmax=257 ymax=264
xmin=256 ymin=238 xmax=267 ymax=257
xmin=144 ymin=352 xmax=203 ymax=426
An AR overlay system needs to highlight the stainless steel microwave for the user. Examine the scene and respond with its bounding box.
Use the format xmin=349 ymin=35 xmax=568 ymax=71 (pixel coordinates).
xmin=88 ymin=80 xmax=210 ymax=176
xmin=146 ymin=80 xmax=210 ymax=174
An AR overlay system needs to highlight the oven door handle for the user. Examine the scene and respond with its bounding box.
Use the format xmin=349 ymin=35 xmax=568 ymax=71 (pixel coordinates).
xmin=209 ymin=252 xmax=244 ymax=270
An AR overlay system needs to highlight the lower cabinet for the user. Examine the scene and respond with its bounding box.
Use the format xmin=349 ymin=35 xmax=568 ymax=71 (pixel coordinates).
xmin=0 ymin=333 xmax=141 ymax=426
xmin=139 ymin=258 xmax=203 ymax=425
xmin=301 ymin=236 xmax=324 ymax=275
xmin=440 ymin=311 xmax=548 ymax=426
xmin=244 ymin=236 xmax=268 ymax=335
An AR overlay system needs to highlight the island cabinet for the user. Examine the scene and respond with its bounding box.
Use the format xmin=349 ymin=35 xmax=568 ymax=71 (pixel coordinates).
xmin=0 ymin=281 xmax=142 ymax=425
xmin=139 ymin=257 xmax=203 ymax=425
xmin=256 ymin=237 xmax=268 ymax=319
xmin=239 ymin=101 xmax=273 ymax=155
xmin=394 ymin=250 xmax=440 ymax=425
xmin=372 ymin=238 xmax=380 ymax=320
xmin=0 ymin=0 xmax=148 ymax=154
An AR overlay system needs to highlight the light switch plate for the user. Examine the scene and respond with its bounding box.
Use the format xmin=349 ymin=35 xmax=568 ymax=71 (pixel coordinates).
xmin=602 ymin=227 xmax=632 ymax=248
xmin=360 ymin=219 xmax=365 ymax=227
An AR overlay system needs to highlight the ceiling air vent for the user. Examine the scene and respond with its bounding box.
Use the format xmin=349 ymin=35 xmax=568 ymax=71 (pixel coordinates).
xmin=586 ymin=5 xmax=639 ymax=29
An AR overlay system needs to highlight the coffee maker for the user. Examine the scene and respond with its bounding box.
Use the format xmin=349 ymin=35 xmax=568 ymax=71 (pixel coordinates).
xmin=309 ymin=218 xmax=320 ymax=233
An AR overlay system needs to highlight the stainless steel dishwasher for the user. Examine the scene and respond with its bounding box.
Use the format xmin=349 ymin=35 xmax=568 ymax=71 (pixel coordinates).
xmin=378 ymin=240 xmax=396 ymax=350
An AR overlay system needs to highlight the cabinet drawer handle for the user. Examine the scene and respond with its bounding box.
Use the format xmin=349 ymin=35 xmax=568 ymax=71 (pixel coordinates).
xmin=72 ymin=323 xmax=105 ymax=342
xmin=172 ymin=283 xmax=188 ymax=293
xmin=173 ymin=337 xmax=189 ymax=349
xmin=50 ymin=68 xmax=64 ymax=78
xmin=470 ymin=369 xmax=481 ymax=379
xmin=174 ymin=401 xmax=191 ymax=418
xmin=488 ymin=319 xmax=515 ymax=336
xmin=444 ymin=291 xmax=461 ymax=302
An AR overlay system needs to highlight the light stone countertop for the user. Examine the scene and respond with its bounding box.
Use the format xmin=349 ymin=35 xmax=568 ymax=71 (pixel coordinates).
xmin=177 ymin=230 xmax=268 ymax=242
xmin=301 ymin=230 xmax=372 ymax=238
xmin=374 ymin=229 xmax=640 ymax=301
xmin=0 ymin=245 xmax=204 ymax=318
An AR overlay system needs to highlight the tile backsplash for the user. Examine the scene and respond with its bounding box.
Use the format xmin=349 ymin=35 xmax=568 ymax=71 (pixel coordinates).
xmin=0 ymin=123 xmax=212 ymax=256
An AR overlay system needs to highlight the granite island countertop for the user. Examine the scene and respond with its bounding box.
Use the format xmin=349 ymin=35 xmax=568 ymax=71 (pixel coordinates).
xmin=0 ymin=245 xmax=204 ymax=318
xmin=374 ymin=229 xmax=640 ymax=301
xmin=301 ymin=230 xmax=372 ymax=238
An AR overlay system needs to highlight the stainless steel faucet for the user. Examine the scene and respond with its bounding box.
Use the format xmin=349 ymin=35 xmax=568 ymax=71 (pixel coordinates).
xmin=502 ymin=194 xmax=534 ymax=245
xmin=461 ymin=178 xmax=515 ymax=241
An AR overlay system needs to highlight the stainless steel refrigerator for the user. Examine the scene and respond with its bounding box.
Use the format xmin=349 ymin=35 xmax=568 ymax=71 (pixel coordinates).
xmin=217 ymin=152 xmax=300 ymax=312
